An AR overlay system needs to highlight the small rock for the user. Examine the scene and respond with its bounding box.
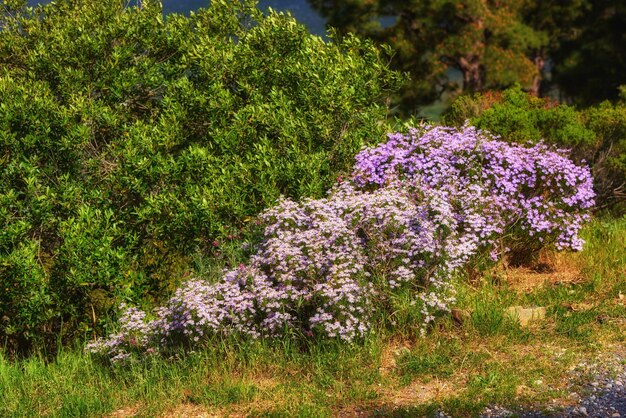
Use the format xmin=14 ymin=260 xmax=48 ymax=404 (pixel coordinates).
xmin=505 ymin=306 xmax=546 ymax=326
xmin=579 ymin=406 xmax=588 ymax=416
xmin=611 ymin=413 xmax=621 ymax=418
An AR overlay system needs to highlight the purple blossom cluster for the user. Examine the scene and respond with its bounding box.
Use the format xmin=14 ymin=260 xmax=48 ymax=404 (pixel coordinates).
xmin=87 ymin=182 xmax=460 ymax=361
xmin=87 ymin=125 xmax=594 ymax=362
xmin=353 ymin=125 xmax=595 ymax=254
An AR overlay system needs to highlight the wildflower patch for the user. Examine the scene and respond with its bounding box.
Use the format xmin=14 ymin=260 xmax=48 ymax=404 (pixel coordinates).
xmin=88 ymin=126 xmax=594 ymax=362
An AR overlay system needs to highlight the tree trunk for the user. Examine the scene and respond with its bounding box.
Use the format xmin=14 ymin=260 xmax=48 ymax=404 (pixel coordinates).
xmin=459 ymin=55 xmax=483 ymax=92
xmin=530 ymin=54 xmax=545 ymax=97
xmin=458 ymin=17 xmax=485 ymax=93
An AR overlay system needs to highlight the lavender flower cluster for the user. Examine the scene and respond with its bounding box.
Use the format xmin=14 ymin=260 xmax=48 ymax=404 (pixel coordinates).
xmin=354 ymin=125 xmax=595 ymax=254
xmin=87 ymin=125 xmax=594 ymax=362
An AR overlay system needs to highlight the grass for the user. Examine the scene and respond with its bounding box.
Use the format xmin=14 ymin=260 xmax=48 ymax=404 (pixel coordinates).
xmin=1 ymin=216 xmax=625 ymax=417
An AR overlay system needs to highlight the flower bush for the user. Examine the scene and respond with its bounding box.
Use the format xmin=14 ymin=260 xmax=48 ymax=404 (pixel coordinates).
xmin=444 ymin=86 xmax=626 ymax=213
xmin=354 ymin=125 xmax=595 ymax=261
xmin=88 ymin=125 xmax=594 ymax=362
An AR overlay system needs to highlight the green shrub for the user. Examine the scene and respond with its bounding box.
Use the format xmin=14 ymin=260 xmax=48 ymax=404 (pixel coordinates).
xmin=444 ymin=85 xmax=626 ymax=212
xmin=0 ymin=0 xmax=402 ymax=353
xmin=443 ymin=86 xmax=594 ymax=146
xmin=583 ymin=100 xmax=626 ymax=211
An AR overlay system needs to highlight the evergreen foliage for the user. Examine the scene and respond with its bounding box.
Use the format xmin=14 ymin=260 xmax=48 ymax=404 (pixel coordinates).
xmin=553 ymin=0 xmax=626 ymax=105
xmin=0 ymin=0 xmax=401 ymax=353
xmin=308 ymin=0 xmax=626 ymax=108
xmin=308 ymin=0 xmax=548 ymax=110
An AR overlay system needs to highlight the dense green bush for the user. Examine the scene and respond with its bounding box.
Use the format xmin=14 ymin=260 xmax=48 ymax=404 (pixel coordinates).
xmin=444 ymin=86 xmax=626 ymax=212
xmin=0 ymin=0 xmax=402 ymax=353
xmin=443 ymin=86 xmax=594 ymax=146
xmin=583 ymin=100 xmax=626 ymax=210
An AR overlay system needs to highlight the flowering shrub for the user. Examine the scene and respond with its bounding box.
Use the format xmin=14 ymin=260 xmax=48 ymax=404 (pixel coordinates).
xmin=445 ymin=86 xmax=626 ymax=213
xmin=88 ymin=125 xmax=594 ymax=362
xmin=354 ymin=125 xmax=595 ymax=260
xmin=88 ymin=182 xmax=461 ymax=361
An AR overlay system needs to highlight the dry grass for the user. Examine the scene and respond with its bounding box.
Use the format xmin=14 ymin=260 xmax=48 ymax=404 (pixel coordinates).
xmin=108 ymin=404 xmax=142 ymax=418
xmin=161 ymin=403 xmax=214 ymax=418
xmin=498 ymin=250 xmax=585 ymax=292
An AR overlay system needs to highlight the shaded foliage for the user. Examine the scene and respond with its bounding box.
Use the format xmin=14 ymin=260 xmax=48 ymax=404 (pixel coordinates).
xmin=553 ymin=0 xmax=626 ymax=105
xmin=308 ymin=0 xmax=547 ymax=112
xmin=308 ymin=0 xmax=626 ymax=109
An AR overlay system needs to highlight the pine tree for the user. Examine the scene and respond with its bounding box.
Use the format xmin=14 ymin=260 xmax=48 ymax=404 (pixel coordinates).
xmin=309 ymin=0 xmax=547 ymax=110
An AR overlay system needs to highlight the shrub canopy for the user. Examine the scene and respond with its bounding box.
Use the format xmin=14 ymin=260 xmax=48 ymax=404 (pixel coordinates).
xmin=0 ymin=0 xmax=401 ymax=352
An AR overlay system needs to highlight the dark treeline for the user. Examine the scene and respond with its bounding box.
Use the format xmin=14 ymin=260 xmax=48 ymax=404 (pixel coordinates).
xmin=308 ymin=0 xmax=626 ymax=112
